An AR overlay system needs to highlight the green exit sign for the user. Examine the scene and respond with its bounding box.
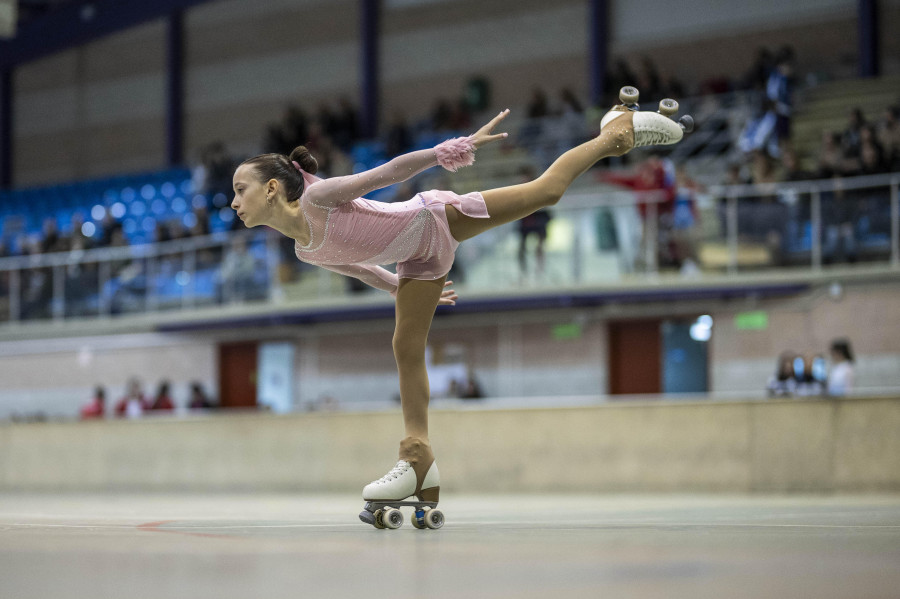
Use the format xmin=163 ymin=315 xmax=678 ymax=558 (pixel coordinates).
xmin=735 ymin=311 xmax=768 ymax=330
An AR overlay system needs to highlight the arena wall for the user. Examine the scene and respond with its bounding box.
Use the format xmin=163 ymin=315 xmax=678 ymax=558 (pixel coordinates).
xmin=1 ymin=277 xmax=899 ymax=419
xmin=1 ymin=395 xmax=897 ymax=493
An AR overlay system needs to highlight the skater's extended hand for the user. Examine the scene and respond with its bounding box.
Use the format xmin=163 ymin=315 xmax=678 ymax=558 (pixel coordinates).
xmin=471 ymin=109 xmax=510 ymax=148
xmin=438 ymin=280 xmax=458 ymax=306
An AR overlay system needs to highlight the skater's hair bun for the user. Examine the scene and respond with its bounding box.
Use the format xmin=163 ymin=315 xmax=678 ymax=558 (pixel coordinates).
xmin=239 ymin=151 xmax=306 ymax=201
xmin=289 ymin=146 xmax=318 ymax=175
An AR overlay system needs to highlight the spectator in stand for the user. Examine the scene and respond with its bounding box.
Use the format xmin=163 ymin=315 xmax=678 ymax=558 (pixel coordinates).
xmin=636 ymin=55 xmax=662 ymax=100
xmin=607 ymin=58 xmax=638 ymax=103
xmin=334 ymin=96 xmax=360 ymax=150
xmin=742 ymin=47 xmax=774 ymax=91
xmin=767 ymin=351 xmax=797 ymax=397
xmin=841 ymin=107 xmax=866 ymax=163
xmin=219 ymin=235 xmax=258 ymax=301
xmin=780 ymin=147 xmax=812 ymax=182
xmin=817 ymin=131 xmax=844 ymax=178
xmin=188 ymin=381 xmax=215 ymax=410
xmin=115 ymin=378 xmax=149 ymax=419
xmin=80 ymin=386 xmax=106 ymax=419
xmin=149 ymin=380 xmax=175 ymax=412
xmin=515 ymin=166 xmax=551 ymax=280
xmin=198 ymin=141 xmax=237 ymax=204
xmin=795 ymin=354 xmax=826 ymax=397
xmin=876 ymin=106 xmax=900 ymax=170
xmin=601 ymin=152 xmax=677 ymax=269
xmin=827 ymin=338 xmax=855 ymax=397
xmin=430 ymin=99 xmax=454 ymax=131
xmin=671 ymin=165 xmax=701 ymax=274
xmin=386 ymin=110 xmax=412 ymax=157
xmin=767 ymin=46 xmax=795 ymax=151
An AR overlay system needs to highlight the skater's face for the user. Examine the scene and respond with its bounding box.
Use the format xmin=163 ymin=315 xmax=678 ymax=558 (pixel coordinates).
xmin=231 ymin=164 xmax=272 ymax=227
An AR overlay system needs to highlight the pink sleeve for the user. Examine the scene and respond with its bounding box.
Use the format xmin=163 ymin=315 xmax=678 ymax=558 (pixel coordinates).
xmin=318 ymin=263 xmax=399 ymax=296
xmin=304 ymin=137 xmax=476 ymax=209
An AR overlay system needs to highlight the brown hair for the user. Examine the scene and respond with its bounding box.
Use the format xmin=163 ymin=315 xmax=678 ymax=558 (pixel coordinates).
xmin=239 ymin=145 xmax=318 ymax=201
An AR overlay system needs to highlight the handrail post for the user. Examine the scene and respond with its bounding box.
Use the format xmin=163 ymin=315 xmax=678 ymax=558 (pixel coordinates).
xmin=811 ymin=186 xmax=822 ymax=270
xmin=726 ymin=193 xmax=738 ymax=274
xmin=52 ymin=265 xmax=64 ymax=321
xmin=9 ymin=268 xmax=20 ymax=322
xmin=646 ymin=199 xmax=658 ymax=274
xmin=891 ymin=178 xmax=899 ymax=268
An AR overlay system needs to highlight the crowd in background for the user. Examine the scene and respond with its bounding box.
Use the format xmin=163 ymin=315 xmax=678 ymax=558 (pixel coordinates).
xmin=767 ymin=338 xmax=855 ymax=398
xmin=79 ymin=378 xmax=217 ymax=420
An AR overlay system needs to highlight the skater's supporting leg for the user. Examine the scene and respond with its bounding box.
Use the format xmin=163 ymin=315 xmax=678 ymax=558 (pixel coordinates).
xmin=445 ymin=112 xmax=635 ymax=242
xmin=393 ymin=275 xmax=446 ymax=440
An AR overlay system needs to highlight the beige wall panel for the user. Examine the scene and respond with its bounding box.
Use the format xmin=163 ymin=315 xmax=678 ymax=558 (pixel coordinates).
xmin=80 ymin=20 xmax=166 ymax=82
xmin=749 ymin=400 xmax=836 ymax=491
xmin=185 ymin=0 xmax=357 ymax=67
xmin=833 ymin=397 xmax=900 ymax=491
xmin=14 ymin=49 xmax=80 ymax=93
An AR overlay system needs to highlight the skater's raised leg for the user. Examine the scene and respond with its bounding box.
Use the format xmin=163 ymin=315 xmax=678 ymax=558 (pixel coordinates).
xmin=446 ymin=88 xmax=689 ymax=242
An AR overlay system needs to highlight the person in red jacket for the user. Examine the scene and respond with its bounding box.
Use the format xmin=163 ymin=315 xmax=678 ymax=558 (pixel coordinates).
xmin=149 ymin=380 xmax=175 ymax=412
xmin=80 ymin=386 xmax=106 ymax=420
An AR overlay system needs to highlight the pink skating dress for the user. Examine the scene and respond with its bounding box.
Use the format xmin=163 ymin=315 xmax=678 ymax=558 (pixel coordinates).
xmin=293 ymin=137 xmax=488 ymax=296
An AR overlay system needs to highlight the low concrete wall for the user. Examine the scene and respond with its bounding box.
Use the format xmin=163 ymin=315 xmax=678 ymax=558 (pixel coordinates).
xmin=1 ymin=397 xmax=898 ymax=493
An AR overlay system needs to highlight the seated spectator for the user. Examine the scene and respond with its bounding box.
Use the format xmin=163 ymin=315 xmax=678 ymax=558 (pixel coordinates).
xmin=795 ymin=354 xmax=826 ymax=397
xmin=767 ymin=352 xmax=797 ymax=397
xmin=219 ymin=235 xmax=259 ymax=301
xmin=115 ymin=378 xmax=149 ymax=418
xmin=827 ymin=338 xmax=855 ymax=397
xmin=515 ymin=167 xmax=551 ymax=279
xmin=876 ymin=106 xmax=900 ymax=170
xmin=841 ymin=107 xmax=866 ymax=162
xmin=817 ymin=131 xmax=843 ymax=178
xmin=188 ymin=381 xmax=215 ymax=409
xmin=80 ymin=386 xmax=106 ymax=419
xmin=149 ymin=380 xmax=175 ymax=411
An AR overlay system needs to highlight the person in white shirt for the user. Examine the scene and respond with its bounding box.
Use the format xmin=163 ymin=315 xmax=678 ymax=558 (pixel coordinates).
xmin=827 ymin=339 xmax=855 ymax=396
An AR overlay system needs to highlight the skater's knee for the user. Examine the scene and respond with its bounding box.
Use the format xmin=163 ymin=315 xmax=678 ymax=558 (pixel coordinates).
xmin=392 ymin=333 xmax=427 ymax=367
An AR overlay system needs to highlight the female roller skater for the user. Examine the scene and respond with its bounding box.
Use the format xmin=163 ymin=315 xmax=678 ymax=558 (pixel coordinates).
xmin=230 ymin=87 xmax=691 ymax=529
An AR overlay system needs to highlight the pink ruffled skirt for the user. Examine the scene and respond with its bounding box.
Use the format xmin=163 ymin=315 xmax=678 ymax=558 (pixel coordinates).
xmin=396 ymin=189 xmax=490 ymax=281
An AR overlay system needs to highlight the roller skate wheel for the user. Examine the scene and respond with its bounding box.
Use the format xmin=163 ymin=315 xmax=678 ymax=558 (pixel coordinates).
xmin=678 ymin=114 xmax=695 ymax=133
xmin=412 ymin=509 xmax=426 ymax=529
xmin=619 ymin=86 xmax=639 ymax=105
xmin=383 ymin=507 xmax=404 ymax=529
xmin=373 ymin=509 xmax=386 ymax=529
xmin=659 ymin=98 xmax=679 ymax=116
xmin=424 ymin=508 xmax=444 ymax=530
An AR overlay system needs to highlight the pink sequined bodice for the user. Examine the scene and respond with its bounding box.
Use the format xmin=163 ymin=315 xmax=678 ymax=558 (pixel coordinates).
xmin=288 ymin=137 xmax=487 ymax=293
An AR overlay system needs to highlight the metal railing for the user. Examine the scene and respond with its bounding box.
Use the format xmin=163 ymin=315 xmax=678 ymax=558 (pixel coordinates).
xmin=1 ymin=171 xmax=898 ymax=325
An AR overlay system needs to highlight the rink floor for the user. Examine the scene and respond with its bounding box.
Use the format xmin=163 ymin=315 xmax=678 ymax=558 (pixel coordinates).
xmin=1 ymin=494 xmax=899 ymax=599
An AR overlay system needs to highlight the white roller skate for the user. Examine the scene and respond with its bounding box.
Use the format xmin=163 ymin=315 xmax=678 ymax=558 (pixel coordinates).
xmin=359 ymin=437 xmax=443 ymax=530
xmin=600 ymin=86 xmax=694 ymax=149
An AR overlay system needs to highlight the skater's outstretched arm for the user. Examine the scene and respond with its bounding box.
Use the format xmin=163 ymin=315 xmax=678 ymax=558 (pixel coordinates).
xmin=305 ymin=110 xmax=510 ymax=209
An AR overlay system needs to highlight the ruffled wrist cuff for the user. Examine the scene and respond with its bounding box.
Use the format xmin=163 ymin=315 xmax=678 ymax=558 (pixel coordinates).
xmin=435 ymin=136 xmax=476 ymax=172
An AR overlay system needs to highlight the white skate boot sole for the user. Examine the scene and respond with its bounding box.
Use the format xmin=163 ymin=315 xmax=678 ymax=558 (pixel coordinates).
xmin=600 ymin=110 xmax=684 ymax=147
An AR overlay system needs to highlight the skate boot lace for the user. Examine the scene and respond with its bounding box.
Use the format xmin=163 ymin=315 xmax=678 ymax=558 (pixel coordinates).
xmin=373 ymin=461 xmax=410 ymax=485
xmin=634 ymin=127 xmax=670 ymax=147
